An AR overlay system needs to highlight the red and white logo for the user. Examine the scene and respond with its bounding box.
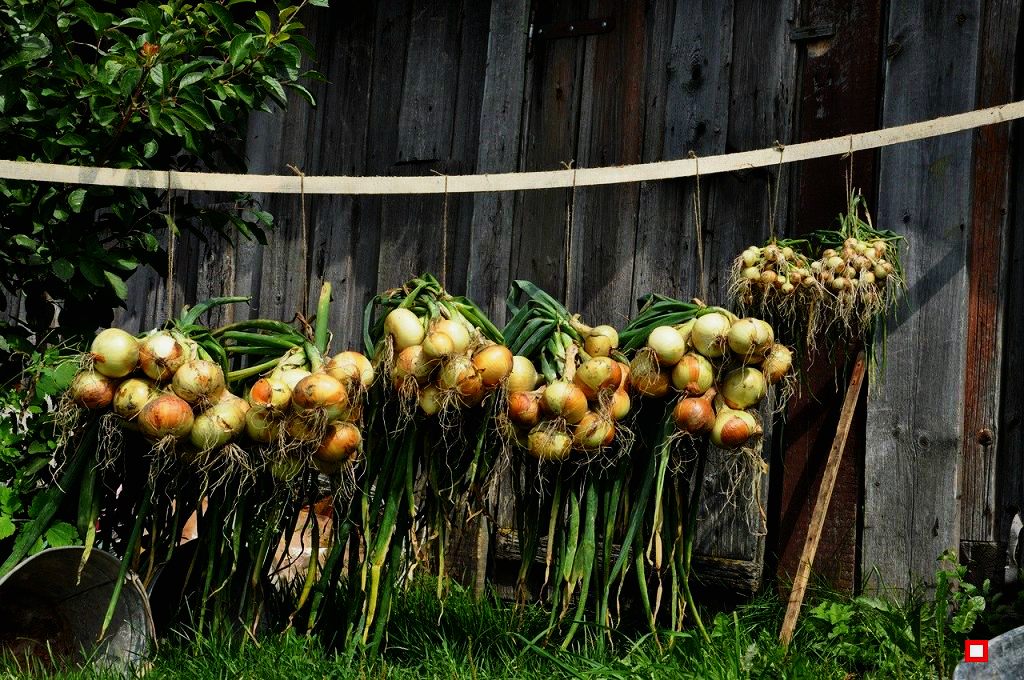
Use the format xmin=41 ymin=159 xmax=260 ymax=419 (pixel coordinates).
xmin=964 ymin=640 xmax=989 ymax=663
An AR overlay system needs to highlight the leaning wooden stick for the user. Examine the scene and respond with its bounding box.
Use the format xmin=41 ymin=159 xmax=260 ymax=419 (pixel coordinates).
xmin=779 ymin=350 xmax=867 ymax=647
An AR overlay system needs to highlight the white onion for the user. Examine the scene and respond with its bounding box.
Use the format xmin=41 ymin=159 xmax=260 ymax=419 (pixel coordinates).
xmin=139 ymin=331 xmax=188 ymax=381
xmin=385 ymin=308 xmax=425 ymax=351
xmin=90 ymin=328 xmax=139 ymax=378
xmin=172 ymin=359 xmax=226 ymax=405
xmin=726 ymin=318 xmax=774 ymax=361
xmin=647 ymin=326 xmax=686 ymax=366
xmin=325 ymin=351 xmax=374 ymax=390
xmin=690 ymin=313 xmax=732 ymax=359
xmin=433 ymin=319 xmax=472 ymax=355
xmin=720 ymin=367 xmax=767 ymax=410
xmin=274 ymin=367 xmax=312 ymax=391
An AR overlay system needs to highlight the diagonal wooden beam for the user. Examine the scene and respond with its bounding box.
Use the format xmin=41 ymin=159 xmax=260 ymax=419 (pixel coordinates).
xmin=780 ymin=350 xmax=867 ymax=647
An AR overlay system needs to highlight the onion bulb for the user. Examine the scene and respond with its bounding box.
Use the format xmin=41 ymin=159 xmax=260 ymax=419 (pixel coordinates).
xmin=112 ymin=377 xmax=157 ymax=419
xmin=629 ymin=351 xmax=671 ymax=398
xmin=647 ymin=326 xmax=687 ymax=366
xmin=421 ymin=331 xmax=456 ymax=361
xmin=315 ymin=422 xmax=361 ymax=464
xmin=139 ymin=331 xmax=188 ymax=381
xmin=432 ymin=319 xmax=471 ymax=355
xmin=573 ymin=412 xmax=615 ymax=450
xmin=573 ymin=356 xmax=622 ymax=400
xmin=720 ymin=367 xmax=767 ymax=410
xmin=472 ymin=344 xmax=514 ymax=387
xmin=761 ymin=344 xmax=793 ymax=384
xmin=418 ymin=383 xmax=443 ymax=415
xmin=541 ymin=381 xmax=589 ymax=424
xmin=583 ymin=325 xmax=619 ymax=358
xmin=291 ymin=372 xmax=348 ymax=415
xmin=385 ymin=308 xmax=425 ymax=351
xmin=189 ymin=398 xmax=247 ymax=451
xmin=673 ymin=390 xmax=716 ymax=435
xmin=393 ymin=345 xmax=434 ymax=389
xmin=172 ymin=359 xmax=226 ymax=405
xmin=710 ymin=408 xmax=761 ymax=450
xmin=527 ymin=426 xmax=573 ymax=461
xmin=671 ymin=353 xmax=714 ymax=395
xmin=508 ymin=390 xmax=542 ymax=428
xmin=439 ymin=355 xmax=481 ymax=398
xmin=506 ymin=356 xmax=539 ymax=393
xmin=726 ymin=318 xmax=774 ymax=361
xmin=90 ymin=328 xmax=139 ymax=378
xmin=245 ymin=408 xmax=281 ymax=444
xmin=138 ymin=394 xmax=194 ymax=440
xmin=274 ymin=367 xmax=312 ymax=391
xmin=325 ymin=351 xmax=374 ymax=390
xmin=607 ymin=387 xmax=631 ymax=421
xmin=248 ymin=377 xmax=292 ymax=412
xmin=690 ymin=312 xmax=732 ymax=359
xmin=71 ymin=370 xmax=118 ymax=410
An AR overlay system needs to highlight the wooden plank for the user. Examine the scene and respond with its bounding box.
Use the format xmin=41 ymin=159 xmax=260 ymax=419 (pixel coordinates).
xmin=508 ymin=0 xmax=589 ymax=301
xmin=780 ymin=351 xmax=866 ymax=647
xmin=777 ymin=0 xmax=883 ymax=594
xmin=631 ymin=0 xmax=733 ymax=305
xmin=465 ymin=0 xmax=530 ymax=324
xmin=958 ymin=0 xmax=1020 ymax=584
xmin=863 ymin=0 xmax=980 ymax=591
xmin=565 ymin=0 xmax=645 ymax=323
xmin=693 ymin=0 xmax=799 ymax=569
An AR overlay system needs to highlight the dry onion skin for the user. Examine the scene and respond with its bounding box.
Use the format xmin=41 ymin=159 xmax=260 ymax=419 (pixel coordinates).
xmin=90 ymin=328 xmax=140 ymax=378
xmin=71 ymin=370 xmax=119 ymax=410
xmin=138 ymin=394 xmax=194 ymax=440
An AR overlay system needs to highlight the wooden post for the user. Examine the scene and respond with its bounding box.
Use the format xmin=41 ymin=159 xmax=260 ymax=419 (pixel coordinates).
xmin=780 ymin=351 xmax=867 ymax=647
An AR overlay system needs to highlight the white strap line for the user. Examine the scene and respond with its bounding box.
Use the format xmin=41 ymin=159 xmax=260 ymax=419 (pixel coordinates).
xmin=2 ymin=100 xmax=1022 ymax=195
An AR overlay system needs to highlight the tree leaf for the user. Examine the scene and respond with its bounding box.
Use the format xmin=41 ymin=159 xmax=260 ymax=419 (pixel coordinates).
xmin=202 ymin=2 xmax=235 ymax=32
xmin=67 ymin=189 xmax=87 ymax=213
xmin=308 ymin=0 xmax=329 ymax=7
xmin=52 ymin=258 xmax=74 ymax=281
xmin=150 ymin=63 xmax=169 ymax=90
xmin=261 ymin=75 xmax=287 ymax=107
xmin=178 ymin=71 xmax=206 ymax=89
xmin=44 ymin=521 xmax=79 ymax=547
xmin=78 ymin=259 xmax=106 ymax=287
xmin=229 ymin=33 xmax=253 ymax=68
xmin=285 ymin=82 xmax=315 ymax=107
xmin=104 ymin=270 xmax=128 ymax=300
xmin=0 ymin=515 xmax=14 ymax=542
xmin=253 ymin=10 xmax=272 ymax=34
xmin=57 ymin=132 xmax=88 ymax=146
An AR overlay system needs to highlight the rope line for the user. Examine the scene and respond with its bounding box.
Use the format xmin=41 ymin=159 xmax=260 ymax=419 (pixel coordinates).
xmin=1 ymin=101 xmax=1021 ymax=195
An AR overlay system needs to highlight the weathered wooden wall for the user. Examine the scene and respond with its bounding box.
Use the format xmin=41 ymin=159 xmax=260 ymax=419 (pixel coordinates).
xmin=94 ymin=0 xmax=1024 ymax=594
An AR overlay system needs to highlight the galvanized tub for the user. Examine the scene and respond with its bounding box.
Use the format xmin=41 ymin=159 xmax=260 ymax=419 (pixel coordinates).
xmin=0 ymin=546 xmax=155 ymax=674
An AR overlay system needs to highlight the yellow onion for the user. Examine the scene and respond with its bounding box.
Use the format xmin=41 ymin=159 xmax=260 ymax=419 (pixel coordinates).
xmin=138 ymin=394 xmax=194 ymax=440
xmin=507 ymin=356 xmax=540 ymax=393
xmin=541 ymin=381 xmax=588 ymax=424
xmin=248 ymin=377 xmax=292 ymax=412
xmin=291 ymin=372 xmax=348 ymax=419
xmin=90 ymin=328 xmax=139 ymax=378
xmin=245 ymin=408 xmax=281 ymax=444
xmin=421 ymin=331 xmax=456 ymax=361
xmin=726 ymin=318 xmax=774 ymax=361
xmin=473 ymin=344 xmax=514 ymax=387
xmin=629 ymin=351 xmax=671 ymax=398
xmin=112 ymin=377 xmax=158 ymax=419
xmin=720 ymin=367 xmax=767 ymax=410
xmin=325 ymin=351 xmax=374 ymax=390
xmin=508 ymin=390 xmax=543 ymax=428
xmin=439 ymin=354 xmax=484 ymax=403
xmin=418 ymin=383 xmax=443 ymax=415
xmin=393 ymin=345 xmax=434 ymax=390
xmin=673 ymin=390 xmax=716 ymax=435
xmin=646 ymin=326 xmax=687 ymax=366
xmin=385 ymin=308 xmax=425 ymax=351
xmin=573 ymin=412 xmax=615 ymax=450
xmin=315 ymin=422 xmax=361 ymax=465
xmin=573 ymin=356 xmax=622 ymax=400
xmin=527 ymin=426 xmax=573 ymax=461
xmin=139 ymin=331 xmax=189 ymax=381
xmin=710 ymin=408 xmax=761 ymax=450
xmin=607 ymin=387 xmax=631 ymax=421
xmin=70 ymin=370 xmax=118 ymax=409
xmin=671 ymin=352 xmax=715 ymax=395
xmin=761 ymin=344 xmax=793 ymax=384
xmin=172 ymin=359 xmax=226 ymax=405
xmin=583 ymin=324 xmax=619 ymax=358
xmin=432 ymin=319 xmax=471 ymax=355
xmin=189 ymin=397 xmax=247 ymax=451
xmin=274 ymin=367 xmax=312 ymax=391
xmin=690 ymin=312 xmax=732 ymax=359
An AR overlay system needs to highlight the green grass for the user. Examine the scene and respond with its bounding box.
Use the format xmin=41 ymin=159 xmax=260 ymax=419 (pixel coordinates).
xmin=2 ymin=572 xmax=1020 ymax=680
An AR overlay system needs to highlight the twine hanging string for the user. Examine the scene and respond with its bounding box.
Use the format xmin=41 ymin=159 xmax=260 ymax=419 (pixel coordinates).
xmin=768 ymin=142 xmax=786 ymax=241
xmin=842 ymin=133 xmax=855 ymax=205
xmin=432 ymin=170 xmax=450 ymax=289
xmin=165 ymin=170 xmax=176 ymax=319
xmin=287 ymin=164 xmax=309 ymax=315
xmin=563 ymin=161 xmax=578 ymax=305
xmin=688 ymin=151 xmax=707 ymax=302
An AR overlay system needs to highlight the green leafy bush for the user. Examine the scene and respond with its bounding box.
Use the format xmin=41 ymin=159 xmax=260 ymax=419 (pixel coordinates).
xmin=0 ymin=0 xmax=324 ymax=347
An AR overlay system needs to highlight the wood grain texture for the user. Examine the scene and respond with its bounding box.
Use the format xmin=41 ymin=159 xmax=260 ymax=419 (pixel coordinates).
xmin=465 ymin=0 xmax=530 ymax=325
xmin=863 ymin=0 xmax=980 ymax=590
xmin=959 ymin=0 xmax=1020 ymax=557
